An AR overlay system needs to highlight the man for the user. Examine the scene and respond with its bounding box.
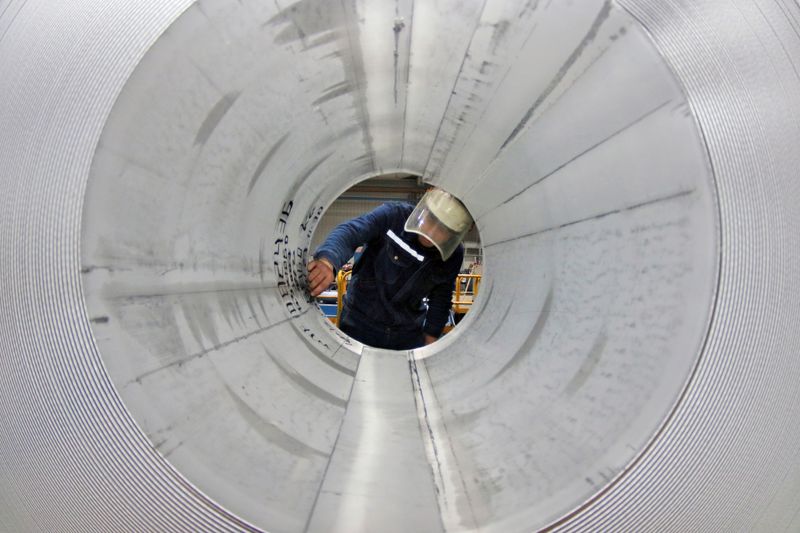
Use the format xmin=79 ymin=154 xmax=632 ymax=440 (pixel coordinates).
xmin=307 ymin=188 xmax=473 ymax=350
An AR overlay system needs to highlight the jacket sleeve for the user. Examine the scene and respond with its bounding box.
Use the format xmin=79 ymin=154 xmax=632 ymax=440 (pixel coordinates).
xmin=422 ymin=249 xmax=463 ymax=338
xmin=313 ymin=203 xmax=397 ymax=270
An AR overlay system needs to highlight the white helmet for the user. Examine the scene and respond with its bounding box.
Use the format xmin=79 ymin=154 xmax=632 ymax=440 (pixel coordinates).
xmin=404 ymin=188 xmax=472 ymax=260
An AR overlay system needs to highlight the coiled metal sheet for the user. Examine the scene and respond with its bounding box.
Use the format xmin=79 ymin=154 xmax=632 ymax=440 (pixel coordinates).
xmin=1 ymin=0 xmax=799 ymax=531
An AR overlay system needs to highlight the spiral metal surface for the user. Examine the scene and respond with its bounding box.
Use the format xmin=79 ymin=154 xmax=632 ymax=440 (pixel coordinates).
xmin=2 ymin=0 xmax=800 ymax=532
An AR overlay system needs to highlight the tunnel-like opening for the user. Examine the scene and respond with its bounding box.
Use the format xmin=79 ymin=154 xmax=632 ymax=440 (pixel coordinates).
xmin=79 ymin=1 xmax=718 ymax=531
xmin=309 ymin=174 xmax=484 ymax=351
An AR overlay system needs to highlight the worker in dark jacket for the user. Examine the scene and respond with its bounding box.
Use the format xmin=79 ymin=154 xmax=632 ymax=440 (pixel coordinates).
xmin=307 ymin=188 xmax=473 ymax=350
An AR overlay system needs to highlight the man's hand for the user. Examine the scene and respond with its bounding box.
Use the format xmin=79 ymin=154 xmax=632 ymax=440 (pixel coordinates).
xmin=424 ymin=334 xmax=438 ymax=345
xmin=307 ymin=258 xmax=335 ymax=297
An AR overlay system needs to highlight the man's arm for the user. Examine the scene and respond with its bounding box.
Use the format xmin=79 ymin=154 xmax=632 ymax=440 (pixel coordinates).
xmin=307 ymin=203 xmax=400 ymax=297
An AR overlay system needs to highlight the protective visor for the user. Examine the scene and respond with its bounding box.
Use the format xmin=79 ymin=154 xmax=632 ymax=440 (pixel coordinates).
xmin=404 ymin=189 xmax=472 ymax=260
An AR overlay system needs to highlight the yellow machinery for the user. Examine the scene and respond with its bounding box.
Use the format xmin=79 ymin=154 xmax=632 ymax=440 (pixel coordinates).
xmin=442 ymin=273 xmax=481 ymax=334
xmin=451 ymin=274 xmax=481 ymax=315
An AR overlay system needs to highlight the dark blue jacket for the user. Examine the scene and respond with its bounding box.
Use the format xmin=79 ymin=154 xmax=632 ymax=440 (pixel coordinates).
xmin=314 ymin=202 xmax=463 ymax=339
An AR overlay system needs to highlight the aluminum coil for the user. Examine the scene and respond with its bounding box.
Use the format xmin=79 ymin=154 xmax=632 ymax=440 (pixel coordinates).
xmin=1 ymin=0 xmax=799 ymax=531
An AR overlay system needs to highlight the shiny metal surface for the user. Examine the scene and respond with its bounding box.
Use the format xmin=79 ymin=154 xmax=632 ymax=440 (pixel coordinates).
xmin=2 ymin=0 xmax=800 ymax=531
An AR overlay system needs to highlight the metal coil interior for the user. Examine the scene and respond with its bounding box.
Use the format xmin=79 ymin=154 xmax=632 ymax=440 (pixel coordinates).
xmin=1 ymin=0 xmax=800 ymax=532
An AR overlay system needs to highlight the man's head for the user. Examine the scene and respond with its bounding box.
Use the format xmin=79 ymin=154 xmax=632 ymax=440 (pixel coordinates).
xmin=404 ymin=188 xmax=473 ymax=260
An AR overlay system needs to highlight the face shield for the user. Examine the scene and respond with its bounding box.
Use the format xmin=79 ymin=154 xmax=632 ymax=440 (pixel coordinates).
xmin=404 ymin=188 xmax=472 ymax=260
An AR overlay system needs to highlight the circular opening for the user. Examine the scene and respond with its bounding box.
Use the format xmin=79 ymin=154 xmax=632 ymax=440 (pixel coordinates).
xmin=310 ymin=174 xmax=483 ymax=351
xmin=77 ymin=1 xmax=720 ymax=531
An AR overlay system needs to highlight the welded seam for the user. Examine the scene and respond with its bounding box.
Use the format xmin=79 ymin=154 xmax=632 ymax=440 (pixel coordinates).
xmin=302 ymin=343 xmax=364 ymax=533
xmin=392 ymin=0 xmax=404 ymax=105
xmin=498 ymin=0 xmax=614 ymax=151
xmin=409 ymin=355 xmax=480 ymax=532
xmin=398 ymin=0 xmax=415 ymax=169
xmin=485 ymin=98 xmax=673 ymax=214
xmin=746 ymin=0 xmax=800 ymax=84
xmin=338 ymin=0 xmax=377 ymax=172
xmin=0 ymin=0 xmax=25 ymax=45
xmin=107 ymin=284 xmax=281 ymax=300
xmin=408 ymin=356 xmax=451 ymax=532
xmin=463 ymin=8 xmax=627 ymax=205
xmin=421 ymin=0 xmax=490 ymax=179
xmin=775 ymin=0 xmax=800 ymax=40
xmin=125 ymin=312 xmax=301 ymax=386
xmin=0 ymin=0 xmax=15 ymax=20
xmin=454 ymin=19 xmax=541 ymax=179
xmin=530 ymin=27 xmax=619 ymax=121
xmin=484 ymin=188 xmax=695 ymax=249
xmin=422 ymin=359 xmax=482 ymax=533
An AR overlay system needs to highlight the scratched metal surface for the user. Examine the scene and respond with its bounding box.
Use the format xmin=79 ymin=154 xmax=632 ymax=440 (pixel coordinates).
xmin=2 ymin=0 xmax=800 ymax=532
